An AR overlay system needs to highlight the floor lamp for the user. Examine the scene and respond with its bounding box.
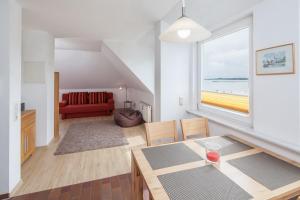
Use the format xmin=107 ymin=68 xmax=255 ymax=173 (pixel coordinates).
xmin=119 ymin=86 xmax=132 ymax=109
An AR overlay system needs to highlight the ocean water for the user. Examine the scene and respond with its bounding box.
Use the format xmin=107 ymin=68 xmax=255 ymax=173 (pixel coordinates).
xmin=202 ymin=80 xmax=249 ymax=96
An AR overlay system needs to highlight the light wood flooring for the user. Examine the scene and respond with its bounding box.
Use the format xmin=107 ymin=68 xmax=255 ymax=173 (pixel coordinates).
xmin=12 ymin=116 xmax=147 ymax=197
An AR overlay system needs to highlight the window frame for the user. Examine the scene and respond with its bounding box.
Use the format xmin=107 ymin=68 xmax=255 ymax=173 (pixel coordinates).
xmin=197 ymin=16 xmax=253 ymax=126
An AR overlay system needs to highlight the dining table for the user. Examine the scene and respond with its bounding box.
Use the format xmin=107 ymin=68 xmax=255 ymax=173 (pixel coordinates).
xmin=131 ymin=135 xmax=300 ymax=200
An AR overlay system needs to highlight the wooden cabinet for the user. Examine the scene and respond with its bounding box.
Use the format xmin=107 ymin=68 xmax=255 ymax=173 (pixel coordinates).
xmin=21 ymin=110 xmax=36 ymax=164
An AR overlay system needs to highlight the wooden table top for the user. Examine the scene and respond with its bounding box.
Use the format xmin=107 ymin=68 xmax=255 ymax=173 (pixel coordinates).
xmin=131 ymin=136 xmax=300 ymax=200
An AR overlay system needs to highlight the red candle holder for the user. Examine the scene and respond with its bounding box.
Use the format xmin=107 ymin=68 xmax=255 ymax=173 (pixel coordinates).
xmin=204 ymin=142 xmax=221 ymax=163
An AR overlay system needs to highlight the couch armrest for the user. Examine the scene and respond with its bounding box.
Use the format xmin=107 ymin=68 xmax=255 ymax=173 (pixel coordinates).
xmin=108 ymin=98 xmax=114 ymax=108
xmin=107 ymin=99 xmax=115 ymax=104
xmin=59 ymin=100 xmax=68 ymax=108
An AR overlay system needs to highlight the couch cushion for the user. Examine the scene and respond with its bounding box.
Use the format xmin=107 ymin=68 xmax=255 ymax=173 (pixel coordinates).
xmin=60 ymin=104 xmax=110 ymax=114
xmin=77 ymin=92 xmax=89 ymax=104
xmin=97 ymin=92 xmax=107 ymax=104
xmin=89 ymin=92 xmax=108 ymax=104
xmin=68 ymin=93 xmax=76 ymax=105
xmin=62 ymin=92 xmax=113 ymax=105
xmin=89 ymin=92 xmax=97 ymax=104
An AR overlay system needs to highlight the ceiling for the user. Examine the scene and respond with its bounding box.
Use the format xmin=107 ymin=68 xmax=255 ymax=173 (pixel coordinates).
xmin=164 ymin=0 xmax=263 ymax=29
xmin=18 ymin=0 xmax=263 ymax=40
xmin=23 ymin=0 xmax=264 ymax=91
xmin=55 ymin=39 xmax=150 ymax=91
xmin=17 ymin=0 xmax=178 ymax=40
xmin=55 ymin=38 xmax=103 ymax=52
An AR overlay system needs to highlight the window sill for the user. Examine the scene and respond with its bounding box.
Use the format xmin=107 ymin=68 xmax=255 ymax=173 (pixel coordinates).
xmin=187 ymin=109 xmax=300 ymax=154
xmin=187 ymin=109 xmax=253 ymax=132
xmin=198 ymin=103 xmax=251 ymax=126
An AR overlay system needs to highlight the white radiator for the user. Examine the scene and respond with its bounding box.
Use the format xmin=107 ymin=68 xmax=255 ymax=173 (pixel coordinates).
xmin=139 ymin=102 xmax=152 ymax=123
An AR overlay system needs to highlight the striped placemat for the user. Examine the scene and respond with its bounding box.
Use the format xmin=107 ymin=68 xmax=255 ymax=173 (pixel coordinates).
xmin=142 ymin=143 xmax=203 ymax=170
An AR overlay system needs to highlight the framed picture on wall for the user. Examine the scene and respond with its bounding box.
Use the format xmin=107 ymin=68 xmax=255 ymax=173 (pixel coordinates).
xmin=256 ymin=43 xmax=295 ymax=75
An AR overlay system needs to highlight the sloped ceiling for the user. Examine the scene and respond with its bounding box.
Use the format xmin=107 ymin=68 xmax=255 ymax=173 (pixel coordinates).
xmin=55 ymin=38 xmax=150 ymax=92
xmin=104 ymin=29 xmax=155 ymax=93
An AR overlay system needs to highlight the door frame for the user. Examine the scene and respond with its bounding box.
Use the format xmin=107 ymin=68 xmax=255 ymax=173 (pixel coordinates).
xmin=54 ymin=72 xmax=59 ymax=138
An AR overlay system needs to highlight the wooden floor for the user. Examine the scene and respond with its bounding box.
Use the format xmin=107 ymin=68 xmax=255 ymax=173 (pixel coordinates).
xmin=9 ymin=174 xmax=132 ymax=200
xmin=201 ymin=91 xmax=249 ymax=113
xmin=12 ymin=116 xmax=147 ymax=197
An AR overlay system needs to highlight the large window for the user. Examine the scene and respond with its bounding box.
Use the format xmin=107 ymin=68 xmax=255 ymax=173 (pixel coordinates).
xmin=200 ymin=27 xmax=250 ymax=114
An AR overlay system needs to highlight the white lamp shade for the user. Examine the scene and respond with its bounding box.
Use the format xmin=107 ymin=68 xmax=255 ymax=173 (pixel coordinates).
xmin=159 ymin=17 xmax=212 ymax=43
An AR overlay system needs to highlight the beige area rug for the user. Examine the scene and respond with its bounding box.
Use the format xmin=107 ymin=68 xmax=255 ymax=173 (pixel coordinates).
xmin=55 ymin=120 xmax=129 ymax=155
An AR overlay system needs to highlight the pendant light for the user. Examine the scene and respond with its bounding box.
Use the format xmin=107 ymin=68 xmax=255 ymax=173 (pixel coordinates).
xmin=159 ymin=0 xmax=211 ymax=43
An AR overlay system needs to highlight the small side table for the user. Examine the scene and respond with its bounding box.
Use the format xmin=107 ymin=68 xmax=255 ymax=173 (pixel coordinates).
xmin=124 ymin=101 xmax=133 ymax=109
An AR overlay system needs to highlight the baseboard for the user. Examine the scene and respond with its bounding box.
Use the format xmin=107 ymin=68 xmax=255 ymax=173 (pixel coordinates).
xmin=9 ymin=179 xmax=23 ymax=198
xmin=47 ymin=136 xmax=55 ymax=146
xmin=0 ymin=193 xmax=9 ymax=200
xmin=35 ymin=136 xmax=55 ymax=148
xmin=0 ymin=180 xmax=22 ymax=200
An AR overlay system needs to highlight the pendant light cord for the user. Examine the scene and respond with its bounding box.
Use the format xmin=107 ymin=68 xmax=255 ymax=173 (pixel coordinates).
xmin=181 ymin=0 xmax=186 ymax=17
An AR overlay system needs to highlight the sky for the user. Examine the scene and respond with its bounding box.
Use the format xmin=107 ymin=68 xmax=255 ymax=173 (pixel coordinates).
xmin=201 ymin=28 xmax=250 ymax=79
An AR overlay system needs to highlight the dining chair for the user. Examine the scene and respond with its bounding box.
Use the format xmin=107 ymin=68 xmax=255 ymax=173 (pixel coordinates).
xmin=180 ymin=117 xmax=209 ymax=140
xmin=145 ymin=120 xmax=178 ymax=146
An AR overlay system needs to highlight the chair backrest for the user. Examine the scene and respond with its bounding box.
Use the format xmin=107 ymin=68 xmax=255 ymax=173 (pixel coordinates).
xmin=145 ymin=120 xmax=178 ymax=146
xmin=180 ymin=118 xmax=209 ymax=140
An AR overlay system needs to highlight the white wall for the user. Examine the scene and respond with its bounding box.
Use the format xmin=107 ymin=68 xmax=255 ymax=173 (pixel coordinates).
xmin=188 ymin=0 xmax=300 ymax=162
xmin=160 ymin=40 xmax=193 ymax=121
xmin=46 ymin=38 xmax=55 ymax=143
xmin=154 ymin=20 xmax=193 ymax=122
xmin=9 ymin=0 xmax=22 ymax=191
xmin=128 ymin=88 xmax=154 ymax=108
xmin=154 ymin=22 xmax=163 ymax=122
xmin=0 ymin=0 xmax=22 ymax=194
xmin=22 ymin=30 xmax=55 ymax=146
xmin=252 ymin=0 xmax=300 ymax=146
xmin=0 ymin=1 xmax=10 ymax=194
xmin=55 ymin=49 xmax=128 ymax=89
xmin=157 ymin=0 xmax=300 ymax=161
xmin=104 ymin=30 xmax=155 ymax=93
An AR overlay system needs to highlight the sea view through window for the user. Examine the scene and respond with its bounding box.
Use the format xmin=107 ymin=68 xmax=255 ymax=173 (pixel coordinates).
xmin=200 ymin=27 xmax=250 ymax=113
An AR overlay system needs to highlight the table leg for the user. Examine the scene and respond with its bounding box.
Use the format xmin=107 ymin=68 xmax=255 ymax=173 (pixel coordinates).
xmin=131 ymin=152 xmax=143 ymax=200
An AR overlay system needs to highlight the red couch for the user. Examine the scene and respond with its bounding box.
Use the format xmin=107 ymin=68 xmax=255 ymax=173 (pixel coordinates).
xmin=59 ymin=92 xmax=114 ymax=120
